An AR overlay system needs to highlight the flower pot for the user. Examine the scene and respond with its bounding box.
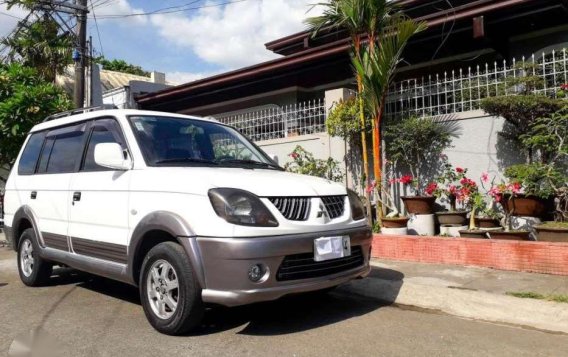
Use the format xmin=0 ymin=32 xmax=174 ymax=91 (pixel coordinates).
xmin=458 ymin=230 xmax=488 ymax=239
xmin=500 ymin=194 xmax=555 ymax=218
xmin=381 ymin=217 xmax=410 ymax=229
xmin=475 ymin=217 xmax=501 ymax=228
xmin=401 ymin=196 xmax=436 ymax=215
xmin=440 ymin=224 xmax=468 ymax=237
xmin=488 ymin=231 xmax=531 ymax=241
xmin=535 ymin=223 xmax=568 ymax=242
xmin=436 ymin=211 xmax=469 ymax=225
xmin=380 ymin=227 xmax=408 ymax=236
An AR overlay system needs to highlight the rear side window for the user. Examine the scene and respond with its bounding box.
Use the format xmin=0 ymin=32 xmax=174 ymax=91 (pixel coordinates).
xmin=37 ymin=124 xmax=86 ymax=174
xmin=18 ymin=132 xmax=46 ymax=175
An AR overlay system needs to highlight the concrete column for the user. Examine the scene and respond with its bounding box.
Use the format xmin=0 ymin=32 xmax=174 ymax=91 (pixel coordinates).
xmin=324 ymin=88 xmax=357 ymax=189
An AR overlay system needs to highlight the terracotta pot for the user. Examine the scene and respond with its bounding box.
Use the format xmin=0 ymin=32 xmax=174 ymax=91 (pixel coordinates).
xmin=401 ymin=196 xmax=436 ymax=215
xmin=535 ymin=223 xmax=568 ymax=242
xmin=381 ymin=217 xmax=410 ymax=229
xmin=500 ymin=194 xmax=555 ymax=218
xmin=458 ymin=230 xmax=488 ymax=239
xmin=436 ymin=211 xmax=469 ymax=225
xmin=489 ymin=231 xmax=531 ymax=241
xmin=475 ymin=217 xmax=501 ymax=228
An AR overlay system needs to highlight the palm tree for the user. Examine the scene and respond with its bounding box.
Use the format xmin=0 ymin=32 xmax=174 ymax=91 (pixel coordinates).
xmin=353 ymin=14 xmax=427 ymax=221
xmin=305 ymin=0 xmax=394 ymax=217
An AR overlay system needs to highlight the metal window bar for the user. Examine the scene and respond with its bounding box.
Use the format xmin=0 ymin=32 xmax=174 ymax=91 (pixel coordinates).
xmin=385 ymin=49 xmax=568 ymax=120
xmin=214 ymin=98 xmax=326 ymax=142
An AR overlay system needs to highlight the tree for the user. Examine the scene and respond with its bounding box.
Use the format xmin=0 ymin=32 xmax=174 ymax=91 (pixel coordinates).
xmin=353 ymin=13 xmax=426 ymax=220
xmin=1 ymin=10 xmax=73 ymax=82
xmin=305 ymin=0 xmax=397 ymax=217
xmin=96 ymin=57 xmax=150 ymax=77
xmin=0 ymin=63 xmax=72 ymax=182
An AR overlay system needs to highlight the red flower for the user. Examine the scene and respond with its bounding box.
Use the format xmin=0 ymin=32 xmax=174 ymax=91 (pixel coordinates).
xmin=561 ymin=83 xmax=568 ymax=90
xmin=481 ymin=172 xmax=489 ymax=183
xmin=456 ymin=167 xmax=464 ymax=173
xmin=509 ymin=182 xmax=522 ymax=193
xmin=290 ymin=152 xmax=299 ymax=159
xmin=425 ymin=182 xmax=438 ymax=196
xmin=399 ymin=175 xmax=413 ymax=185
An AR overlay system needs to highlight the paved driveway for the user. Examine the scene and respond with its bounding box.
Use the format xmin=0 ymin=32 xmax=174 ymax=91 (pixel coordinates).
xmin=1 ymin=246 xmax=567 ymax=357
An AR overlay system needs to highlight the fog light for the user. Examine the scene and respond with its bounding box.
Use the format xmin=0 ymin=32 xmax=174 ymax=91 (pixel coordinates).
xmin=248 ymin=264 xmax=265 ymax=282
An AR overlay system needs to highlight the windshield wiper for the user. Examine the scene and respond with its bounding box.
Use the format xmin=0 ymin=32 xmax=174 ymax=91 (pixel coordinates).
xmin=216 ymin=158 xmax=282 ymax=170
xmin=155 ymin=157 xmax=219 ymax=165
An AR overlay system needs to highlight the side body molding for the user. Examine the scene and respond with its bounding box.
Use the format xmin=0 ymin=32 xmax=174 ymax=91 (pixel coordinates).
xmin=10 ymin=205 xmax=43 ymax=251
xmin=127 ymin=211 xmax=206 ymax=288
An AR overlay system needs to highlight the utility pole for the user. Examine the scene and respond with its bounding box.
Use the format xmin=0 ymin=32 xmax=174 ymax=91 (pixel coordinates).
xmin=73 ymin=0 xmax=88 ymax=108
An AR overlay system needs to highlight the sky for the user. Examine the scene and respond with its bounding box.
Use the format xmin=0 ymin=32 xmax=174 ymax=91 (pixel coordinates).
xmin=0 ymin=0 xmax=324 ymax=84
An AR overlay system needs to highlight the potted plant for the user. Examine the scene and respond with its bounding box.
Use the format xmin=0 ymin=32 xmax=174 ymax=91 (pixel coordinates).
xmin=369 ymin=162 xmax=410 ymax=229
xmin=384 ymin=116 xmax=460 ymax=215
xmin=430 ymin=160 xmax=473 ymax=225
xmin=519 ymin=106 xmax=568 ymax=241
xmin=487 ymin=182 xmax=531 ymax=240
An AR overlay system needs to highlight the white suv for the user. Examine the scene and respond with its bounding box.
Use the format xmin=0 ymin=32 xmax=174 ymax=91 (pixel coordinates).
xmin=3 ymin=108 xmax=371 ymax=335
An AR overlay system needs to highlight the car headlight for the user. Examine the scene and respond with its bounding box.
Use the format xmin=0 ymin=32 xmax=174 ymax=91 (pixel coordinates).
xmin=347 ymin=189 xmax=366 ymax=221
xmin=208 ymin=188 xmax=278 ymax=227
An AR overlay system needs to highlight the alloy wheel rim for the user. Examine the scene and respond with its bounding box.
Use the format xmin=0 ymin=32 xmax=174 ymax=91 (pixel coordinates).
xmin=146 ymin=259 xmax=179 ymax=320
xmin=20 ymin=239 xmax=34 ymax=277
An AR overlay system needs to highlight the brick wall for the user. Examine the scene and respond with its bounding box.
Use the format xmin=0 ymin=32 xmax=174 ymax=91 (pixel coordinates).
xmin=372 ymin=234 xmax=568 ymax=276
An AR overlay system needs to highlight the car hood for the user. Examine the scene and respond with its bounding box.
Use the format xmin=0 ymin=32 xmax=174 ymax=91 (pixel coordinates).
xmin=134 ymin=167 xmax=347 ymax=197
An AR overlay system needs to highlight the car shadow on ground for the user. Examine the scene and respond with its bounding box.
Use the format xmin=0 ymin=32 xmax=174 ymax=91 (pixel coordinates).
xmin=49 ymin=266 xmax=404 ymax=336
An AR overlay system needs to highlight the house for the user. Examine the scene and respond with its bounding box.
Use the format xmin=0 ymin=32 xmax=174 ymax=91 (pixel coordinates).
xmin=56 ymin=66 xmax=175 ymax=109
xmin=136 ymin=0 xmax=568 ymax=191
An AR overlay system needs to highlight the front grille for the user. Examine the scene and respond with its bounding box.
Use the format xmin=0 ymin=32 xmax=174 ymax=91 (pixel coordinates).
xmin=268 ymin=197 xmax=311 ymax=221
xmin=276 ymin=246 xmax=364 ymax=281
xmin=321 ymin=196 xmax=346 ymax=219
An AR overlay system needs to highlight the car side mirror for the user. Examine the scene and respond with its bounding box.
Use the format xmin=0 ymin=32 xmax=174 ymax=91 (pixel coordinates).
xmin=268 ymin=153 xmax=279 ymax=165
xmin=94 ymin=143 xmax=132 ymax=170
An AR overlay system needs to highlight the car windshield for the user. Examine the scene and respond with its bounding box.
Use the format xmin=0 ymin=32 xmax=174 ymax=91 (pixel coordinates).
xmin=128 ymin=115 xmax=281 ymax=169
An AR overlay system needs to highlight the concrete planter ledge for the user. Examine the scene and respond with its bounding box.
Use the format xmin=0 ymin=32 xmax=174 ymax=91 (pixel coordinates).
xmin=371 ymin=234 xmax=568 ymax=276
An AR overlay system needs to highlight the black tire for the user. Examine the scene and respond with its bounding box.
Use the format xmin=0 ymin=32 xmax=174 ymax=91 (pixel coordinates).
xmin=17 ymin=228 xmax=53 ymax=287
xmin=139 ymin=242 xmax=204 ymax=335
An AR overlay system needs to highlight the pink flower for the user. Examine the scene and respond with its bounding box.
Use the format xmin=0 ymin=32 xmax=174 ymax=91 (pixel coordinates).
xmin=456 ymin=167 xmax=464 ymax=173
xmin=388 ymin=178 xmax=397 ymax=185
xmin=509 ymin=182 xmax=522 ymax=193
xmin=290 ymin=152 xmax=299 ymax=159
xmin=561 ymin=84 xmax=568 ymax=90
xmin=481 ymin=172 xmax=489 ymax=183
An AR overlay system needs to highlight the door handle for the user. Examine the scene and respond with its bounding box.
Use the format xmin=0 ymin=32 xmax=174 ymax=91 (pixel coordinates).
xmin=72 ymin=192 xmax=81 ymax=202
xmin=30 ymin=191 xmax=37 ymax=199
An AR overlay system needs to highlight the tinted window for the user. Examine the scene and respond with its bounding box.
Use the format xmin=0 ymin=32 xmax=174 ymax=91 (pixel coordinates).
xmin=18 ymin=132 xmax=46 ymax=175
xmin=129 ymin=116 xmax=274 ymax=168
xmin=82 ymin=120 xmax=124 ymax=171
xmin=36 ymin=125 xmax=85 ymax=174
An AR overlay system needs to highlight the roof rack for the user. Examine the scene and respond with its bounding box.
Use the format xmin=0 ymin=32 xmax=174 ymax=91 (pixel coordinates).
xmin=42 ymin=104 xmax=118 ymax=122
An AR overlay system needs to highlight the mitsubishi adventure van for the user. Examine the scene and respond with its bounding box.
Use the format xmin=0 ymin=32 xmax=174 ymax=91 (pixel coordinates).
xmin=3 ymin=108 xmax=372 ymax=335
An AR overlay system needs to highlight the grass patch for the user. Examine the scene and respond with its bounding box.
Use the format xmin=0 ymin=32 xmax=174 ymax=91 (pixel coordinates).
xmin=506 ymin=291 xmax=568 ymax=303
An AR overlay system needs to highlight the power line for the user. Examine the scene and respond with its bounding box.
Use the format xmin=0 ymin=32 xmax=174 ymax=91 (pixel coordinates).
xmin=92 ymin=0 xmax=252 ymax=19
xmin=90 ymin=0 xmax=103 ymax=57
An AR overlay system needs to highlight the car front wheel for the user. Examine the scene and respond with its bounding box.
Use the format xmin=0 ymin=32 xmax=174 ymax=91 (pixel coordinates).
xmin=139 ymin=242 xmax=204 ymax=335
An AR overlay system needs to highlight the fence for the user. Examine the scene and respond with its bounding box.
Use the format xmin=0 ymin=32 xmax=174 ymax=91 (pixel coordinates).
xmin=215 ymin=50 xmax=568 ymax=142
xmin=214 ymin=99 xmax=326 ymax=142
xmin=385 ymin=49 xmax=568 ymax=119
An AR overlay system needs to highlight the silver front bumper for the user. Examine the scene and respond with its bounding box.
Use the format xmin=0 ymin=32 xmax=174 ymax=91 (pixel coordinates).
xmin=190 ymin=226 xmax=372 ymax=307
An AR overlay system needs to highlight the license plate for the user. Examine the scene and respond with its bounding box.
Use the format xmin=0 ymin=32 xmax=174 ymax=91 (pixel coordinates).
xmin=314 ymin=236 xmax=351 ymax=262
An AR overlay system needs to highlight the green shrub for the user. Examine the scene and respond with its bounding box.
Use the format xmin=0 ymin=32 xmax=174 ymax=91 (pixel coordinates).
xmin=284 ymin=145 xmax=344 ymax=182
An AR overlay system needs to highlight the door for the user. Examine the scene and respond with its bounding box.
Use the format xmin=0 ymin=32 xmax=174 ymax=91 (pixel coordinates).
xmin=68 ymin=118 xmax=131 ymax=264
xmin=32 ymin=123 xmax=88 ymax=250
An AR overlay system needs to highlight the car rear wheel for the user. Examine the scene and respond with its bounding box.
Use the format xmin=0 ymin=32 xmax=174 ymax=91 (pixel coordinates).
xmin=139 ymin=242 xmax=204 ymax=335
xmin=17 ymin=228 xmax=53 ymax=286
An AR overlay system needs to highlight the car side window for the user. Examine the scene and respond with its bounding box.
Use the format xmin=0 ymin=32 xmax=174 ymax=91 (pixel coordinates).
xmin=37 ymin=124 xmax=86 ymax=174
xmin=18 ymin=132 xmax=46 ymax=175
xmin=81 ymin=119 xmax=126 ymax=172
